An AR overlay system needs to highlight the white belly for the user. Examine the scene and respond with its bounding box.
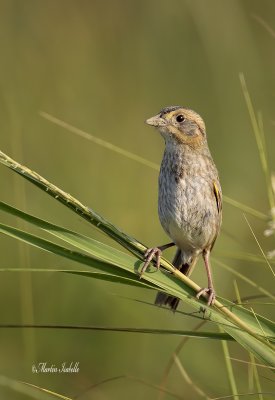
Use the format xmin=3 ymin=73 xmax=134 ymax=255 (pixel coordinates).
xmin=158 ymin=173 xmax=217 ymax=252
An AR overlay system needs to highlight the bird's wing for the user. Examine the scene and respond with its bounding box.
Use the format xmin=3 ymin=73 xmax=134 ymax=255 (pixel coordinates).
xmin=213 ymin=181 xmax=222 ymax=214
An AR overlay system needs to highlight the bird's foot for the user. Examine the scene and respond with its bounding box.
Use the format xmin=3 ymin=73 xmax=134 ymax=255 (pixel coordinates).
xmin=140 ymin=247 xmax=162 ymax=277
xmin=196 ymin=287 xmax=216 ymax=306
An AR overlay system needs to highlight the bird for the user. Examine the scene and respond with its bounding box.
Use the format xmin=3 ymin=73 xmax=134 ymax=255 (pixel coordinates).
xmin=140 ymin=106 xmax=222 ymax=310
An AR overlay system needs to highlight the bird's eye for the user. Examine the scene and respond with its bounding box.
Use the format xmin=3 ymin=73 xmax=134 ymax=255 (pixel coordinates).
xmin=176 ymin=114 xmax=185 ymax=123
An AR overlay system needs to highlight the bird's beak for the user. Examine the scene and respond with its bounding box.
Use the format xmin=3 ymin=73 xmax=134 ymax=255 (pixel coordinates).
xmin=145 ymin=114 xmax=167 ymax=127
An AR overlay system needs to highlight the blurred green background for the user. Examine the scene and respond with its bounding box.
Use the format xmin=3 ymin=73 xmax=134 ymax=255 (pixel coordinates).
xmin=0 ymin=0 xmax=275 ymax=399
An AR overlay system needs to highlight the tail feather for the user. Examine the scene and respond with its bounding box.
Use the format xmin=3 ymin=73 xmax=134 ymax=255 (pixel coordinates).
xmin=155 ymin=249 xmax=194 ymax=311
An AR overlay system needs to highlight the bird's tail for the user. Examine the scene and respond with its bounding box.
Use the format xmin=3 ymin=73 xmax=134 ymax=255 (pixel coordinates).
xmin=155 ymin=249 xmax=195 ymax=311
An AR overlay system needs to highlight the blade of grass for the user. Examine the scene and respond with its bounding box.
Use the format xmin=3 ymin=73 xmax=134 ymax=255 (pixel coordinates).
xmin=74 ymin=374 xmax=184 ymax=400
xmin=233 ymin=302 xmax=275 ymax=307
xmin=0 ymin=220 xmax=207 ymax=306
xmin=233 ymin=280 xmax=241 ymax=305
xmin=219 ymin=283 xmax=240 ymax=400
xmin=250 ymin=307 xmax=269 ymax=341
xmin=238 ymin=294 xmax=274 ymax=302
xmin=222 ymin=195 xmax=267 ymax=220
xmin=173 ymin=355 xmax=211 ymax=400
xmin=248 ymin=357 xmax=254 ymax=393
xmin=0 ymin=149 xmax=147 ymax=260
xmin=239 ymin=73 xmax=275 ymax=211
xmin=216 ymin=297 xmax=275 ymax=338
xmin=0 ymin=222 xmax=160 ymax=291
xmin=20 ymin=382 xmax=72 ymax=400
xmin=0 ymin=201 xmax=144 ymax=273
xmin=158 ymin=320 xmax=207 ymax=400
xmin=251 ymin=14 xmax=275 ymax=40
xmin=8 ymin=101 xmax=36 ymax=368
xmin=243 ymin=214 xmax=275 ymax=277
xmin=0 ymin=323 xmax=234 ymax=339
xmin=212 ymin=391 xmax=275 ymax=400
xmin=222 ymin=327 xmax=239 ymax=399
xmin=229 ymin=357 xmax=275 ymax=370
xmin=75 ymin=374 xmax=275 ymax=400
xmin=39 ymin=111 xmax=159 ymax=170
xmin=0 ymin=219 xmax=242 ymax=334
xmin=249 ymin=353 xmax=263 ymax=400
xmin=0 ymin=267 xmax=156 ymax=289
xmin=213 ymin=258 xmax=275 ymax=302
xmin=257 ymin=112 xmax=268 ymax=171
xmin=0 ymin=375 xmax=72 ymax=400
xmin=217 ymin=251 xmax=275 ymax=265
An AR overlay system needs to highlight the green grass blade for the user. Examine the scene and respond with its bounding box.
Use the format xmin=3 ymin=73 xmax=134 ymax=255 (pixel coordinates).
xmin=252 ymin=14 xmax=275 ymax=39
xmin=40 ymin=111 xmax=160 ymax=170
xmin=0 ymin=150 xmax=146 ymax=260
xmin=220 ymin=327 xmax=239 ymax=400
xmin=249 ymin=353 xmax=263 ymax=400
xmin=217 ymin=251 xmax=275 ymax=265
xmin=223 ymin=195 xmax=267 ymax=220
xmin=67 ymin=270 xmax=158 ymax=289
xmin=158 ymin=320 xmax=208 ymax=400
xmin=240 ymin=73 xmax=275 ymax=210
xmin=0 ymin=375 xmax=72 ymax=400
xmin=0 ymin=323 xmax=234 ymax=340
xmin=215 ymin=298 xmax=275 ymax=338
xmin=243 ymin=214 xmax=275 ymax=277
xmin=173 ymin=355 xmax=211 ymax=400
xmin=0 ymin=222 xmax=151 ymax=287
xmin=0 ymin=267 xmax=158 ymax=289
xmin=0 ymin=200 xmax=141 ymax=271
xmin=0 ymin=220 xmax=209 ymax=309
xmin=214 ymin=259 xmax=275 ymax=302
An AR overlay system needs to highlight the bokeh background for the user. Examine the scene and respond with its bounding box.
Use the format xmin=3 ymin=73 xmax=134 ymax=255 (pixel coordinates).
xmin=0 ymin=0 xmax=275 ymax=399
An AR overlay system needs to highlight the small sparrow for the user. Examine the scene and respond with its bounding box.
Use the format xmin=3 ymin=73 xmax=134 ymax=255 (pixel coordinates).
xmin=141 ymin=106 xmax=222 ymax=309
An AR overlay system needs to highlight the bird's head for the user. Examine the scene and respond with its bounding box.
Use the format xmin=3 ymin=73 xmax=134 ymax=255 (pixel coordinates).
xmin=146 ymin=106 xmax=207 ymax=149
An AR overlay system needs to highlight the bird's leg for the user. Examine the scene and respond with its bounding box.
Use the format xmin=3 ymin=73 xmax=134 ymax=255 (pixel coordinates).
xmin=196 ymin=249 xmax=216 ymax=306
xmin=140 ymin=242 xmax=175 ymax=276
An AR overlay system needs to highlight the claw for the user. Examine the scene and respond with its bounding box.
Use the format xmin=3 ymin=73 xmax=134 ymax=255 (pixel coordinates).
xmin=196 ymin=287 xmax=216 ymax=306
xmin=140 ymin=247 xmax=162 ymax=277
